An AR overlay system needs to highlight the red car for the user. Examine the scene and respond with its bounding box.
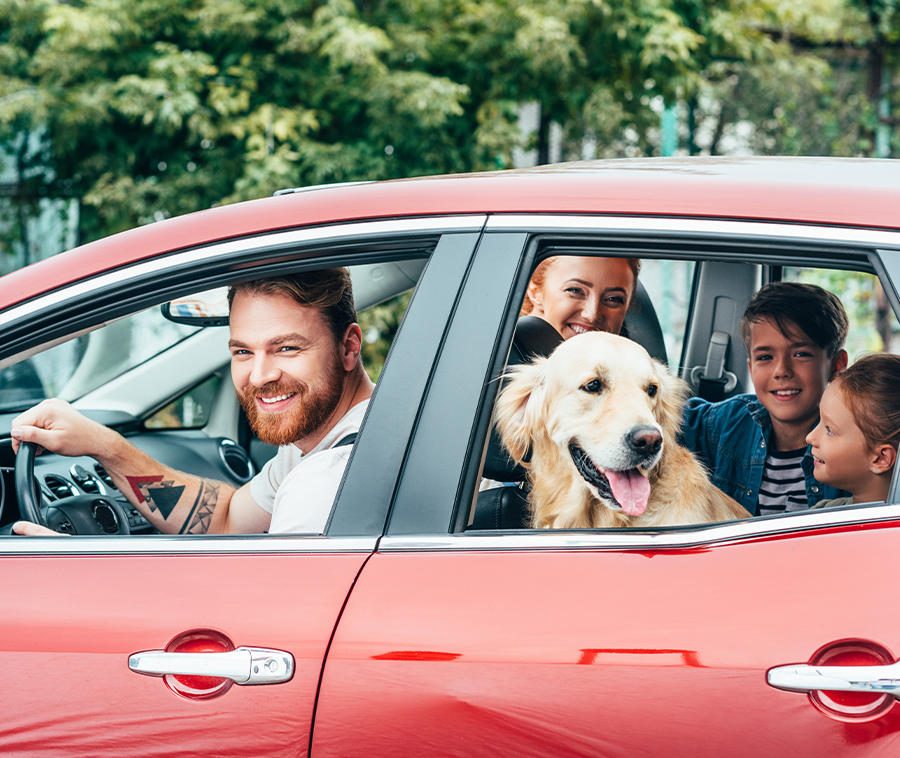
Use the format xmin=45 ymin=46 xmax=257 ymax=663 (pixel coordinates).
xmin=1 ymin=157 xmax=900 ymax=756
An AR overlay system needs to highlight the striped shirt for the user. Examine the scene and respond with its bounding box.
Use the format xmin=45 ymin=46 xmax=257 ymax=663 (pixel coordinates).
xmin=758 ymin=448 xmax=809 ymax=515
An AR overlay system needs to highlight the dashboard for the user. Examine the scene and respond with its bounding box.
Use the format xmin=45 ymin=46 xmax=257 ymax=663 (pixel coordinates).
xmin=0 ymin=418 xmax=257 ymax=534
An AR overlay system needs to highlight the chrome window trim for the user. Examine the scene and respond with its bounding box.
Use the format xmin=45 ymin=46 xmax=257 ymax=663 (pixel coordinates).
xmin=379 ymin=503 xmax=900 ymax=552
xmin=0 ymin=535 xmax=377 ymax=556
xmin=485 ymin=214 xmax=900 ymax=249
xmin=0 ymin=215 xmax=488 ymax=328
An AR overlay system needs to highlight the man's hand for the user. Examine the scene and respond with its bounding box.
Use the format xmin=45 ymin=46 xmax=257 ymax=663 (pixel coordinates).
xmin=11 ymin=399 xmax=113 ymax=458
xmin=12 ymin=521 xmax=66 ymax=537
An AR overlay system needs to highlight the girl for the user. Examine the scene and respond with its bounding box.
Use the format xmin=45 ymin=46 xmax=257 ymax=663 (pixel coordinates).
xmin=806 ymin=353 xmax=900 ymax=506
xmin=521 ymin=256 xmax=641 ymax=340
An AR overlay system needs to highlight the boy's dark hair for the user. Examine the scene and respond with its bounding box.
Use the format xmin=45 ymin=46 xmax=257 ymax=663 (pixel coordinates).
xmin=227 ymin=268 xmax=356 ymax=344
xmin=740 ymin=282 xmax=848 ymax=357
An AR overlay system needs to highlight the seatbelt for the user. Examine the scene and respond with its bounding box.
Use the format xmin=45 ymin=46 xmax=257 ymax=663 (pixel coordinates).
xmin=689 ymin=331 xmax=737 ymax=402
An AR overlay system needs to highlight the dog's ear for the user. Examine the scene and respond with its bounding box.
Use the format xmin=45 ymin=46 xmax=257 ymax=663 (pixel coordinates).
xmin=653 ymin=361 xmax=690 ymax=443
xmin=493 ymin=358 xmax=549 ymax=465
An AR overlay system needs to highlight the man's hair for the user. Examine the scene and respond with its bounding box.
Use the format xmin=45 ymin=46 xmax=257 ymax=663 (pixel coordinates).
xmin=740 ymin=281 xmax=848 ymax=357
xmin=227 ymin=268 xmax=356 ymax=343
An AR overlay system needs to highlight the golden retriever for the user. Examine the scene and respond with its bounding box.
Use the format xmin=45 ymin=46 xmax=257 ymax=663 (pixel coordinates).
xmin=494 ymin=331 xmax=750 ymax=528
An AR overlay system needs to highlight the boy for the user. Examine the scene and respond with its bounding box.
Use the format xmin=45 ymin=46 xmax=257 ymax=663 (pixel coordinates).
xmin=681 ymin=281 xmax=849 ymax=516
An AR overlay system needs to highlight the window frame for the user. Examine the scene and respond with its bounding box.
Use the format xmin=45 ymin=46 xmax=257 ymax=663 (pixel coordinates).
xmin=381 ymin=214 xmax=900 ymax=550
xmin=0 ymin=216 xmax=487 ymax=554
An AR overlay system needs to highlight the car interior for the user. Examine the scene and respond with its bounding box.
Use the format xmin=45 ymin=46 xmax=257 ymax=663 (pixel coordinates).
xmin=0 ymin=245 xmax=896 ymax=536
xmin=464 ymin=251 xmax=899 ymax=532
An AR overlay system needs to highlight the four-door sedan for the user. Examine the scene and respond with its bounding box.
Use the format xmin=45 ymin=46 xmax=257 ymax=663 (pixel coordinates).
xmin=2 ymin=157 xmax=900 ymax=756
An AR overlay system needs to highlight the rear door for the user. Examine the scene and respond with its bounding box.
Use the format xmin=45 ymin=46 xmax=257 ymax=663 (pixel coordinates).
xmin=312 ymin=218 xmax=900 ymax=757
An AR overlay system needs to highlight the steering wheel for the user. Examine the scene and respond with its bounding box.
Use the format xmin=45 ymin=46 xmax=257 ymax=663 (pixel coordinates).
xmin=14 ymin=442 xmax=130 ymax=535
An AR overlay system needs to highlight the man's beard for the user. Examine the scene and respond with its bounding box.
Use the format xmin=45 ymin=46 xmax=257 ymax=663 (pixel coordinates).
xmin=238 ymin=358 xmax=346 ymax=447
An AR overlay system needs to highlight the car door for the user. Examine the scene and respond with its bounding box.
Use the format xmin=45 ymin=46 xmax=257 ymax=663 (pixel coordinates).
xmin=0 ymin=222 xmax=483 ymax=757
xmin=311 ymin=218 xmax=900 ymax=756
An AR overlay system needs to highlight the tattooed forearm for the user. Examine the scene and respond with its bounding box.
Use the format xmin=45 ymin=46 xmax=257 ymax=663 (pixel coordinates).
xmin=125 ymin=474 xmax=220 ymax=533
xmin=180 ymin=481 xmax=221 ymax=535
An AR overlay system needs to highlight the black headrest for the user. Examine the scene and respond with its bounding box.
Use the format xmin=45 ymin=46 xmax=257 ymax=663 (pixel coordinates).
xmin=482 ymin=316 xmax=564 ymax=482
xmin=622 ymin=280 xmax=668 ymax=365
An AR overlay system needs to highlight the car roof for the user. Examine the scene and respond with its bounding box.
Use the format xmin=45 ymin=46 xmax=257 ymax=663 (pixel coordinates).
xmin=5 ymin=156 xmax=900 ymax=310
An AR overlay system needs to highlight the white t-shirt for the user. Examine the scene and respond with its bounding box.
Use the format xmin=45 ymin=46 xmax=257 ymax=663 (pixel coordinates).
xmin=249 ymin=400 xmax=369 ymax=533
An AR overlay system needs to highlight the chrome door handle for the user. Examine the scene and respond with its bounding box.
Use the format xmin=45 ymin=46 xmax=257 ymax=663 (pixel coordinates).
xmin=129 ymin=647 xmax=294 ymax=685
xmin=767 ymin=662 xmax=900 ymax=697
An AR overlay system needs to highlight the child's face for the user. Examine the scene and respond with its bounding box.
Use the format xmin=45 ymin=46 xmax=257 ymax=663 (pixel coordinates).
xmin=806 ymin=381 xmax=871 ymax=493
xmin=747 ymin=317 xmax=841 ymax=438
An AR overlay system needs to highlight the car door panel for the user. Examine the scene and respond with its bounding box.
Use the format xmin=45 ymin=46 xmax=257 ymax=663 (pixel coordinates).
xmin=0 ymin=226 xmax=483 ymax=755
xmin=312 ymin=227 xmax=900 ymax=754
xmin=0 ymin=547 xmax=369 ymax=757
xmin=313 ymin=525 xmax=900 ymax=756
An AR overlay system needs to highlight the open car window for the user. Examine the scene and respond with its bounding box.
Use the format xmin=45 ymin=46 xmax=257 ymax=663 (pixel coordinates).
xmin=463 ymin=246 xmax=900 ymax=535
xmin=0 ymin=252 xmax=432 ymax=539
xmin=782 ymin=267 xmax=899 ymax=357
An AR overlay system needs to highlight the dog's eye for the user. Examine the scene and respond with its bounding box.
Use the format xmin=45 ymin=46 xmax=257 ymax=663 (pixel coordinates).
xmin=581 ymin=379 xmax=603 ymax=394
xmin=647 ymin=384 xmax=658 ymax=397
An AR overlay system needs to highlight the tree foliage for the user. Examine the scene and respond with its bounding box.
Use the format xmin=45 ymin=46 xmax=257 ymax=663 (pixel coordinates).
xmin=678 ymin=0 xmax=900 ymax=157
xmin=0 ymin=0 xmax=810 ymax=245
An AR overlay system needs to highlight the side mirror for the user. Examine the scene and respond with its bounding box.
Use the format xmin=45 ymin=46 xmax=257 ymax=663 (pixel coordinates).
xmin=161 ymin=287 xmax=229 ymax=326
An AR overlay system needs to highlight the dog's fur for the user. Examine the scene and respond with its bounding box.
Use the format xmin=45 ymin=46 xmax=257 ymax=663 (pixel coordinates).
xmin=494 ymin=332 xmax=750 ymax=528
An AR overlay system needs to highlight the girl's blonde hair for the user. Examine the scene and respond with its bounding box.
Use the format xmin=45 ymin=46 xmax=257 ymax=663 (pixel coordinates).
xmin=837 ymin=353 xmax=900 ymax=450
xmin=519 ymin=256 xmax=641 ymax=318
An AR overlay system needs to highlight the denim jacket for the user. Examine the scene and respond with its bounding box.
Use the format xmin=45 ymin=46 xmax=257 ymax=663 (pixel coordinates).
xmin=679 ymin=394 xmax=847 ymax=515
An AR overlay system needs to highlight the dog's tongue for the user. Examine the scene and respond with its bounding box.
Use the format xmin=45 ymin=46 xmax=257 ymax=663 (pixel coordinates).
xmin=605 ymin=469 xmax=651 ymax=516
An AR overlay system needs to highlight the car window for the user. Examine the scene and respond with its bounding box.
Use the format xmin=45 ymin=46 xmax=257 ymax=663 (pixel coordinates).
xmin=637 ymin=259 xmax=695 ymax=373
xmin=145 ymin=375 xmax=221 ymax=430
xmin=358 ymin=291 xmax=413 ymax=382
xmin=0 ymin=252 xmax=435 ymax=539
xmin=470 ymin=248 xmax=899 ymax=533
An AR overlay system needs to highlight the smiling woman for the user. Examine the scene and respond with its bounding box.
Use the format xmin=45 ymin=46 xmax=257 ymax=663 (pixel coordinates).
xmin=520 ymin=255 xmax=641 ymax=340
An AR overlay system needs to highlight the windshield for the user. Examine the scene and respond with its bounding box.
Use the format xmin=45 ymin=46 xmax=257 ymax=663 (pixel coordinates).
xmin=0 ymin=308 xmax=200 ymax=413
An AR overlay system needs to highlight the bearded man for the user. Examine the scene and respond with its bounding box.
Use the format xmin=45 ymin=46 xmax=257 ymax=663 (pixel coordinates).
xmin=10 ymin=269 xmax=374 ymax=536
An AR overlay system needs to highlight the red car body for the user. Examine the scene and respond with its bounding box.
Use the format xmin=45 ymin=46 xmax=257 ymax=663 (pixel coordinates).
xmin=2 ymin=157 xmax=900 ymax=757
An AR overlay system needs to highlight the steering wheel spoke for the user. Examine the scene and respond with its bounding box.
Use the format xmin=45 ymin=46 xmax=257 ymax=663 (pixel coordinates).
xmin=45 ymin=496 xmax=131 ymax=535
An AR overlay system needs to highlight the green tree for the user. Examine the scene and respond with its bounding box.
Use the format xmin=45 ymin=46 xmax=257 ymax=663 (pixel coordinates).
xmin=679 ymin=0 xmax=900 ymax=157
xmin=0 ymin=0 xmax=794 ymax=248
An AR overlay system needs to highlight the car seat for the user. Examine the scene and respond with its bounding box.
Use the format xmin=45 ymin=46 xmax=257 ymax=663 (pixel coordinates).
xmin=469 ymin=315 xmax=562 ymax=530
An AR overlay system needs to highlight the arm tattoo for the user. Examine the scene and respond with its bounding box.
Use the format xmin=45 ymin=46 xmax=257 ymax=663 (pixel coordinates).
xmin=180 ymin=481 xmax=220 ymax=535
xmin=126 ymin=476 xmax=185 ymax=519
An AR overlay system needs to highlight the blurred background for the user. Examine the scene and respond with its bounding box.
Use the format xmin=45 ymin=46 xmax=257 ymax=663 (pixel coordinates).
xmin=1 ymin=0 xmax=898 ymax=376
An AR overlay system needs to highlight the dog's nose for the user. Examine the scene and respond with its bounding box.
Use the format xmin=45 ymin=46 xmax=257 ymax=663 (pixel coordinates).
xmin=627 ymin=425 xmax=662 ymax=457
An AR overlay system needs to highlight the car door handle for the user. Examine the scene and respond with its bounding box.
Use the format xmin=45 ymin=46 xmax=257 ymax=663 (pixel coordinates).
xmin=129 ymin=647 xmax=294 ymax=685
xmin=767 ymin=662 xmax=900 ymax=696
